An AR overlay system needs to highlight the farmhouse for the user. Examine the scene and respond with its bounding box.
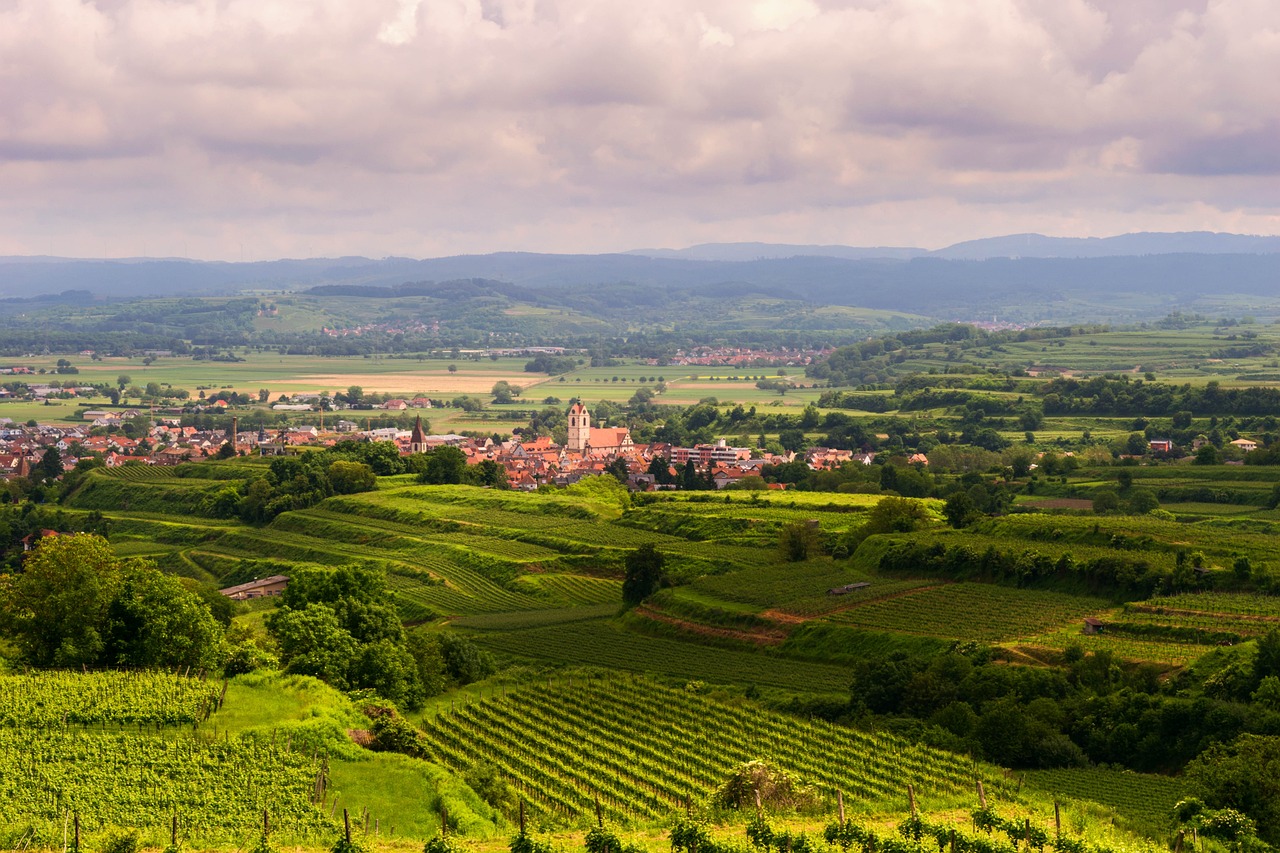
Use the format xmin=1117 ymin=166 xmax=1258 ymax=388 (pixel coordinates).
xmin=1230 ymin=438 xmax=1258 ymax=452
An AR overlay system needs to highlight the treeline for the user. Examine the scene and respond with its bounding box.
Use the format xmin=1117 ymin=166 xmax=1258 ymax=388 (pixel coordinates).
xmin=1039 ymin=376 xmax=1280 ymax=417
xmin=203 ymin=443 xmax=392 ymax=522
xmin=849 ymin=632 xmax=1280 ymax=793
xmin=876 ymin=540 xmax=1173 ymax=597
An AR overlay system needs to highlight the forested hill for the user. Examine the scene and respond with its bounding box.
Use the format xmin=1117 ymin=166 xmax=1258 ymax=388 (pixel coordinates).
xmin=6 ymin=235 xmax=1280 ymax=324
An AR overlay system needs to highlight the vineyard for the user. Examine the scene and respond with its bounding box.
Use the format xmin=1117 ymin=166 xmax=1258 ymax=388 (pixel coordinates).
xmin=466 ymin=620 xmax=853 ymax=693
xmin=823 ymin=585 xmax=1113 ymax=643
xmin=0 ymin=731 xmax=333 ymax=845
xmin=0 ymin=671 xmax=221 ymax=728
xmin=0 ymin=671 xmax=335 ymax=847
xmin=1023 ymin=768 xmax=1188 ymax=836
xmin=416 ymin=677 xmax=1010 ymax=825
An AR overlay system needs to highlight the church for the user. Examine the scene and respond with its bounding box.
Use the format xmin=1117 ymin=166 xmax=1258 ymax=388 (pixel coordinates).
xmin=566 ymin=402 xmax=633 ymax=455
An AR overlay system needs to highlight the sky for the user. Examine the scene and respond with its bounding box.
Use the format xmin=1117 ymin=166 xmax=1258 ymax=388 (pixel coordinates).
xmin=3 ymin=0 xmax=1280 ymax=261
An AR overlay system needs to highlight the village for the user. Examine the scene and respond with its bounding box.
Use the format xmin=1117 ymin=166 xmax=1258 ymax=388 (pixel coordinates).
xmin=0 ymin=401 xmax=873 ymax=492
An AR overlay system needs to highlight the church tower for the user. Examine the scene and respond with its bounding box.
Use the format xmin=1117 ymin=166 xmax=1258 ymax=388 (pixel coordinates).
xmin=567 ymin=402 xmax=590 ymax=452
xmin=409 ymin=415 xmax=427 ymax=454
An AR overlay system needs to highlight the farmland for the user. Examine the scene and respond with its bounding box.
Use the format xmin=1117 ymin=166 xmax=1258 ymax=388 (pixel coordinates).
xmin=0 ymin=671 xmax=339 ymax=848
xmin=417 ymin=676 xmax=1005 ymax=823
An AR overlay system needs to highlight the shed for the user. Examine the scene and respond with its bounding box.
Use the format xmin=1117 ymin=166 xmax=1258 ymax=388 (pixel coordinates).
xmin=1082 ymin=617 xmax=1104 ymax=635
xmin=219 ymin=575 xmax=290 ymax=601
xmin=828 ymin=582 xmax=871 ymax=596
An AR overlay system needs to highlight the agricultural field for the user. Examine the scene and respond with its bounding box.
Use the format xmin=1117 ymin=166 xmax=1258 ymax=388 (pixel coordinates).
xmin=1023 ymin=768 xmax=1189 ymax=836
xmin=0 ymin=671 xmax=339 ymax=848
xmin=465 ymin=619 xmax=854 ymax=693
xmin=417 ymin=676 xmax=1007 ymax=823
xmin=823 ymin=584 xmax=1112 ymax=643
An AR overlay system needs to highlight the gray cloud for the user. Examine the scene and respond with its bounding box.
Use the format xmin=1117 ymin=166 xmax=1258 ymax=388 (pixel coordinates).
xmin=1 ymin=0 xmax=1279 ymax=260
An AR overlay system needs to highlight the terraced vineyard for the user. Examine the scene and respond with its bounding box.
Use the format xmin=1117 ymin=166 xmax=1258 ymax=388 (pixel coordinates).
xmin=1140 ymin=591 xmax=1280 ymax=617
xmin=417 ymin=678 xmax=1006 ymax=824
xmin=466 ymin=620 xmax=853 ymax=692
xmin=1017 ymin=627 xmax=1215 ymax=666
xmin=691 ymin=563 xmax=938 ymax=618
xmin=825 ymin=584 xmax=1112 ymax=642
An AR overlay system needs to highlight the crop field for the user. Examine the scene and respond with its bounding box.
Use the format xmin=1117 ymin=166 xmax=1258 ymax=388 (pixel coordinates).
xmin=417 ymin=677 xmax=1006 ymax=824
xmin=466 ymin=620 xmax=853 ymax=693
xmin=450 ymin=603 xmax=618 ymax=631
xmin=0 ymin=671 xmax=221 ymax=728
xmin=0 ymin=671 xmax=333 ymax=846
xmin=1016 ymin=626 xmax=1214 ymax=666
xmin=824 ymin=584 xmax=1112 ymax=642
xmin=688 ymin=563 xmax=938 ymax=619
xmin=1024 ymin=768 xmax=1187 ymax=834
xmin=1141 ymin=591 xmax=1280 ymax=616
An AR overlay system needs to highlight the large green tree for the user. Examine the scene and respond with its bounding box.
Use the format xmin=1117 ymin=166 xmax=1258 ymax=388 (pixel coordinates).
xmin=2 ymin=534 xmax=224 ymax=669
xmin=5 ymin=534 xmax=121 ymax=666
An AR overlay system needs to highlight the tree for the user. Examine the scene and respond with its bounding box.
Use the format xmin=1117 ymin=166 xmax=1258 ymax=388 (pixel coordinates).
xmin=1256 ymin=628 xmax=1280 ymax=682
xmin=1127 ymin=488 xmax=1160 ymax=514
xmin=104 ymin=567 xmax=224 ymax=669
xmin=943 ymin=491 xmax=980 ymax=528
xmin=1092 ymin=489 xmax=1120 ymax=514
xmin=605 ymin=457 xmax=629 ymax=484
xmin=1195 ymin=444 xmax=1221 ymax=465
xmin=847 ymin=496 xmax=931 ymax=548
xmin=778 ymin=521 xmax=822 ymax=562
xmin=469 ymin=459 xmax=509 ymax=489
xmin=5 ymin=534 xmax=122 ymax=667
xmin=38 ymin=447 xmax=63 ymax=482
xmin=1185 ymin=735 xmax=1280 ymax=844
xmin=328 ymin=460 xmax=377 ymax=494
xmin=622 ymin=544 xmax=665 ymax=605
xmin=491 ymin=381 xmax=521 ymax=404
xmin=420 ymin=446 xmax=467 ymax=485
xmin=266 ymin=563 xmax=438 ymax=708
xmin=3 ymin=534 xmax=223 ymax=670
xmin=117 ymin=374 xmax=132 ymax=390
xmin=270 ymin=604 xmax=359 ymax=688
xmin=778 ymin=429 xmax=807 ymax=454
xmin=647 ymin=455 xmax=675 ymax=486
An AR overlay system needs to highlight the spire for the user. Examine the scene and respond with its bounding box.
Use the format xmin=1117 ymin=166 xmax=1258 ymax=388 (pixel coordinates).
xmin=410 ymin=415 xmax=427 ymax=454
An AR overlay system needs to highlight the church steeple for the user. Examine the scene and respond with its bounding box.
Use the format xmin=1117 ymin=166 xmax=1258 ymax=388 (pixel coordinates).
xmin=567 ymin=402 xmax=590 ymax=452
xmin=409 ymin=415 xmax=427 ymax=454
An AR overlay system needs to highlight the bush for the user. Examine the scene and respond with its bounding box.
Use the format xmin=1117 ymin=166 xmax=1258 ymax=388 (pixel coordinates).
xmin=712 ymin=761 xmax=817 ymax=812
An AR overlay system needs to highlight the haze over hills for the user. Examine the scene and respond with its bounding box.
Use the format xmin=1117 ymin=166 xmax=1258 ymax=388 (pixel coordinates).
xmin=4 ymin=232 xmax=1280 ymax=325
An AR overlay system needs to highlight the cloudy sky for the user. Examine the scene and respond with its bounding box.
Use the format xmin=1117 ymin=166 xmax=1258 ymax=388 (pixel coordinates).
xmin=3 ymin=0 xmax=1279 ymax=260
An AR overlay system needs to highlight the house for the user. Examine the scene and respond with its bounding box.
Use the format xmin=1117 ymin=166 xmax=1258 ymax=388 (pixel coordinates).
xmin=21 ymin=529 xmax=60 ymax=551
xmin=382 ymin=399 xmax=409 ymax=411
xmin=1083 ymin=617 xmax=1104 ymax=635
xmin=1148 ymin=439 xmax=1174 ymax=453
xmin=219 ymin=575 xmax=290 ymax=600
xmin=1230 ymin=438 xmax=1258 ymax=452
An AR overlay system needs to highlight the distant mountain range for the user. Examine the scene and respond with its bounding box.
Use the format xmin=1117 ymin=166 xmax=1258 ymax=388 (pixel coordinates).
xmin=3 ymin=232 xmax=1280 ymax=324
